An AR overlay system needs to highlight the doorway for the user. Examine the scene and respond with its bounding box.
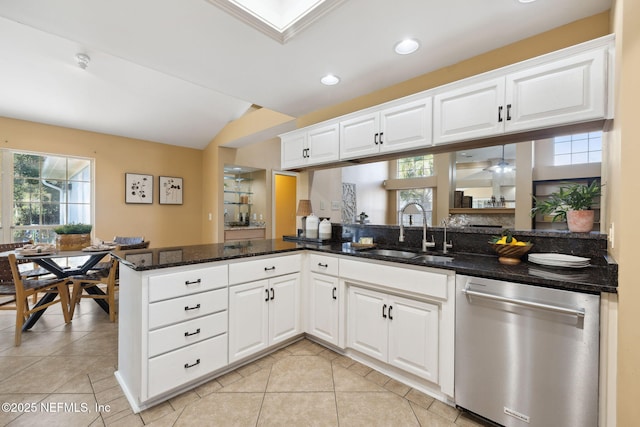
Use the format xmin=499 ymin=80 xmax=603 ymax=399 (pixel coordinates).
xmin=273 ymin=173 xmax=297 ymax=238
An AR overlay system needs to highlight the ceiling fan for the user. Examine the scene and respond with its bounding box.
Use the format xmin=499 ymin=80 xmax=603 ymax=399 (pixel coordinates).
xmin=484 ymin=145 xmax=515 ymax=173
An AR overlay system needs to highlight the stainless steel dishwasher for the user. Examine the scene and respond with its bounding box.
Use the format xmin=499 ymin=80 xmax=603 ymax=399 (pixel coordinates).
xmin=455 ymin=275 xmax=600 ymax=427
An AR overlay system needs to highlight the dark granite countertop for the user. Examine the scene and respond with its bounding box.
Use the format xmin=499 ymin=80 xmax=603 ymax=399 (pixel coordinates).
xmin=113 ymin=239 xmax=617 ymax=294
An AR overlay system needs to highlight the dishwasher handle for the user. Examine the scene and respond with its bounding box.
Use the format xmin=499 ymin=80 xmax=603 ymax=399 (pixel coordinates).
xmin=461 ymin=287 xmax=585 ymax=318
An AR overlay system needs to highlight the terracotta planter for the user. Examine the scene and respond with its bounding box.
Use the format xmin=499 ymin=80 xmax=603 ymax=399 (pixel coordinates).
xmin=567 ymin=210 xmax=595 ymax=233
xmin=56 ymin=233 xmax=91 ymax=251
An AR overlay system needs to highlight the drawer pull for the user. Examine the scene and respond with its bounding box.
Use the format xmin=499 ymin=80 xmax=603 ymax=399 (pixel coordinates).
xmin=184 ymin=328 xmax=201 ymax=337
xmin=184 ymin=359 xmax=201 ymax=369
xmin=184 ymin=304 xmax=201 ymax=311
xmin=270 ymin=287 xmax=275 ymax=300
xmin=185 ymin=279 xmax=202 ymax=285
xmin=264 ymin=266 xmax=276 ymax=271
xmin=318 ymin=262 xmax=328 ymax=268
xmin=265 ymin=288 xmax=269 ymax=302
xmin=332 ymin=287 xmax=337 ymax=300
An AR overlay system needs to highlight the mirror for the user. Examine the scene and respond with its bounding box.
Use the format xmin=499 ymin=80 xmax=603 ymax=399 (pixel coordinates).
xmin=309 ymin=132 xmax=602 ymax=228
xmin=223 ymin=165 xmax=267 ymax=227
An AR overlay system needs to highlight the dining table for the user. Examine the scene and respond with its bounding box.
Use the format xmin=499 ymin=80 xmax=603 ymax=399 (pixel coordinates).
xmin=2 ymin=248 xmax=114 ymax=329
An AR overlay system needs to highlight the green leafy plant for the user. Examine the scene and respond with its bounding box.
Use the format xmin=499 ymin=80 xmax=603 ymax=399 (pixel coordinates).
xmin=531 ymin=181 xmax=601 ymax=222
xmin=53 ymin=223 xmax=93 ymax=234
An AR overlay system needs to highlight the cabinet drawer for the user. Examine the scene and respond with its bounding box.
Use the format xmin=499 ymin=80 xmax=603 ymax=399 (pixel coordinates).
xmin=148 ymin=311 xmax=227 ymax=358
xmin=147 ymin=334 xmax=227 ymax=398
xmin=229 ymin=254 xmax=301 ymax=285
xmin=149 ymin=265 xmax=228 ymax=302
xmin=309 ymin=254 xmax=339 ymax=276
xmin=149 ymin=288 xmax=228 ymax=330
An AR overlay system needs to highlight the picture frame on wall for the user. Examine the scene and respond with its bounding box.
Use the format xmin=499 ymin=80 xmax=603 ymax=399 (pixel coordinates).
xmin=159 ymin=176 xmax=183 ymax=205
xmin=125 ymin=173 xmax=153 ymax=204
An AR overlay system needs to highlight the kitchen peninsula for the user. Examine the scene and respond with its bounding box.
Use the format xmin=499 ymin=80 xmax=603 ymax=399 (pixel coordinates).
xmin=112 ymin=226 xmax=616 ymax=415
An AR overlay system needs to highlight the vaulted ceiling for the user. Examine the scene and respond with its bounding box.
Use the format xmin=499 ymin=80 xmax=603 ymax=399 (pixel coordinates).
xmin=0 ymin=0 xmax=611 ymax=149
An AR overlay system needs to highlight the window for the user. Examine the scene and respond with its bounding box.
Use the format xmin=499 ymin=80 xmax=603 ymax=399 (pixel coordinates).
xmin=553 ymin=131 xmax=602 ymax=166
xmin=395 ymin=155 xmax=434 ymax=226
xmin=397 ymin=155 xmax=433 ymax=178
xmin=2 ymin=150 xmax=93 ymax=243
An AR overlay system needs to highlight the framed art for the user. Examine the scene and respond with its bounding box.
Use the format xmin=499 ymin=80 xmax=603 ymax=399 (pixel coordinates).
xmin=159 ymin=176 xmax=183 ymax=205
xmin=126 ymin=173 xmax=153 ymax=204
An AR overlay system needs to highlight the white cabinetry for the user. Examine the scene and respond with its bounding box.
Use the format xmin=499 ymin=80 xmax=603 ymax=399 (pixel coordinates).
xmin=281 ymin=123 xmax=340 ymax=169
xmin=340 ymin=258 xmax=454 ymax=395
xmin=228 ymin=255 xmax=301 ymax=363
xmin=340 ymin=97 xmax=432 ymax=160
xmin=307 ymin=254 xmax=341 ymax=347
xmin=434 ymin=46 xmax=607 ymax=145
xmin=348 ymin=286 xmax=439 ymax=383
xmin=115 ymin=263 xmax=229 ymax=412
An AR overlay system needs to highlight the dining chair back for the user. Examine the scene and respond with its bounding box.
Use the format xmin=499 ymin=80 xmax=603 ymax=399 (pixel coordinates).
xmin=2 ymin=253 xmax=71 ymax=346
xmin=69 ymin=258 xmax=119 ymax=322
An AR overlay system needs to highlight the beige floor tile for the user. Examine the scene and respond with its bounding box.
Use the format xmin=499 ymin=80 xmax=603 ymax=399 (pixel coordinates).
xmin=285 ymin=339 xmax=326 ymax=355
xmin=50 ymin=314 xmax=118 ymax=333
xmin=145 ymin=408 xmax=183 ymax=427
xmin=104 ymin=412 xmax=144 ymax=427
xmin=332 ymin=354 xmax=355 ymax=368
xmin=94 ymin=384 xmax=126 ymax=407
xmin=410 ymin=402 xmax=456 ymax=427
xmin=90 ymin=373 xmax=120 ymax=394
xmin=52 ymin=330 xmax=118 ymax=357
xmin=235 ymin=360 xmax=262 ymax=377
xmin=332 ymin=365 xmax=386 ymax=392
xmin=267 ymin=355 xmax=333 ymax=392
xmin=454 ymin=412 xmax=494 ymax=427
xmin=336 ymin=391 xmax=420 ymax=427
xmin=0 ymin=356 xmax=99 ymax=394
xmin=175 ymin=392 xmax=263 ymax=427
xmin=215 ymin=370 xmax=243 ymax=387
xmin=384 ymin=378 xmax=411 ymax=397
xmin=168 ymin=389 xmax=200 ymax=411
xmin=348 ymin=361 xmax=373 ymax=376
xmin=7 ymin=393 xmax=101 ymax=427
xmin=254 ymin=354 xmax=278 ymax=368
xmin=318 ymin=348 xmax=341 ymax=361
xmin=100 ymin=396 xmax=135 ymax=420
xmin=364 ymin=369 xmax=390 ymax=386
xmin=269 ymin=347 xmax=292 ymax=360
xmin=0 ymin=393 xmax=47 ymax=426
xmin=193 ymin=378 xmax=222 ymax=397
xmin=0 ymin=355 xmax=43 ymax=382
xmin=405 ymin=388 xmax=435 ymax=410
xmin=218 ymin=367 xmax=270 ymax=392
xmin=429 ymin=399 xmax=461 ymax=423
xmin=258 ymin=392 xmax=338 ymax=426
xmin=139 ymin=400 xmax=175 ymax=424
xmin=0 ymin=331 xmax=89 ymax=357
xmin=54 ymin=373 xmax=94 ymax=394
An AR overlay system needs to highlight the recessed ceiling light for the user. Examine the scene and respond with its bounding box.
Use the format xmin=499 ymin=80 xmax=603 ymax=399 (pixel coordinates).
xmin=394 ymin=38 xmax=420 ymax=55
xmin=321 ymin=74 xmax=340 ymax=85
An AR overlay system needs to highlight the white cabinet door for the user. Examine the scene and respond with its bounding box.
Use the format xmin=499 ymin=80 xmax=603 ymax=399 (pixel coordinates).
xmin=228 ymin=280 xmax=269 ymax=363
xmin=380 ymin=97 xmax=432 ymax=153
xmin=340 ymin=112 xmax=380 ymax=160
xmin=347 ymin=286 xmax=387 ymax=362
xmin=269 ymin=273 xmax=300 ymax=345
xmin=387 ymin=295 xmax=439 ymax=383
xmin=433 ymin=77 xmax=505 ymax=145
xmin=505 ymin=48 xmax=606 ymax=133
xmin=308 ymin=273 xmax=339 ymax=346
xmin=307 ymin=124 xmax=340 ymax=166
xmin=281 ymin=131 xmax=307 ymax=169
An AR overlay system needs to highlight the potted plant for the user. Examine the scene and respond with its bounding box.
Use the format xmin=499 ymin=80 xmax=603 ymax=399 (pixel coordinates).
xmin=53 ymin=223 xmax=93 ymax=251
xmin=531 ymin=181 xmax=601 ymax=232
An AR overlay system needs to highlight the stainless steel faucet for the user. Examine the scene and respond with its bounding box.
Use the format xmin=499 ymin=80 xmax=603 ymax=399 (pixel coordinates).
xmin=398 ymin=202 xmax=435 ymax=252
xmin=441 ymin=217 xmax=453 ymax=254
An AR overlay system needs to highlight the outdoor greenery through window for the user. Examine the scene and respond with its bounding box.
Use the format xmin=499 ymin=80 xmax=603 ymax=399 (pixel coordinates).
xmin=397 ymin=155 xmax=434 ymax=226
xmin=553 ymin=131 xmax=602 ymax=166
xmin=2 ymin=150 xmax=93 ymax=243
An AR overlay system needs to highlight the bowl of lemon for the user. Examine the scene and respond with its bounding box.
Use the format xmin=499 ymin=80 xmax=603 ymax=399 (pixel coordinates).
xmin=489 ymin=230 xmax=533 ymax=265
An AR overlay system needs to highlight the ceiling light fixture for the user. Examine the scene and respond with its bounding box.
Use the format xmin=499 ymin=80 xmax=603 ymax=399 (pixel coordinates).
xmin=75 ymin=53 xmax=90 ymax=70
xmin=485 ymin=145 xmax=515 ymax=173
xmin=321 ymin=74 xmax=340 ymax=85
xmin=394 ymin=38 xmax=420 ymax=55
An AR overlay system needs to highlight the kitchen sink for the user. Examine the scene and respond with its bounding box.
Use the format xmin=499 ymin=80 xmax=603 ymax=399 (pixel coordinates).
xmin=411 ymin=254 xmax=454 ymax=263
xmin=364 ymin=249 xmax=419 ymax=259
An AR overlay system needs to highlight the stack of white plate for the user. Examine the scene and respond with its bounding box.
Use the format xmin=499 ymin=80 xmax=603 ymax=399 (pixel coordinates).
xmin=528 ymin=253 xmax=590 ymax=268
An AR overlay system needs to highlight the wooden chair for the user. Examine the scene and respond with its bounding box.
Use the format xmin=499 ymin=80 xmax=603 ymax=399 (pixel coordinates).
xmin=68 ymin=258 xmax=118 ymax=322
xmin=1 ymin=253 xmax=71 ymax=346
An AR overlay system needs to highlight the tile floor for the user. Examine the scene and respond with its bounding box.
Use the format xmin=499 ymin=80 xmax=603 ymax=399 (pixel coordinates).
xmin=0 ymin=298 xmax=490 ymax=427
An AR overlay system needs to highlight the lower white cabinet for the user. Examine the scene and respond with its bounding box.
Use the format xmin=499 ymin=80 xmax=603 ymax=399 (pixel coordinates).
xmin=348 ymin=286 xmax=440 ymax=383
xmin=308 ymin=272 xmax=340 ymax=346
xmin=228 ymin=272 xmax=300 ymax=362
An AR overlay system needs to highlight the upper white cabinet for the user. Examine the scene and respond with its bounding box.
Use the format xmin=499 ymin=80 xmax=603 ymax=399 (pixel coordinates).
xmin=281 ymin=123 xmax=340 ymax=169
xmin=434 ymin=46 xmax=608 ymax=145
xmin=340 ymin=97 xmax=432 ymax=160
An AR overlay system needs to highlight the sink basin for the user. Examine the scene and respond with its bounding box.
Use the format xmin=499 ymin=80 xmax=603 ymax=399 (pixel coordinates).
xmin=411 ymin=254 xmax=454 ymax=263
xmin=364 ymin=249 xmax=419 ymax=259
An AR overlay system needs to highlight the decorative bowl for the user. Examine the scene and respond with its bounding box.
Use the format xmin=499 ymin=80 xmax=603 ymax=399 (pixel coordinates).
xmin=490 ymin=243 xmax=533 ymax=265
